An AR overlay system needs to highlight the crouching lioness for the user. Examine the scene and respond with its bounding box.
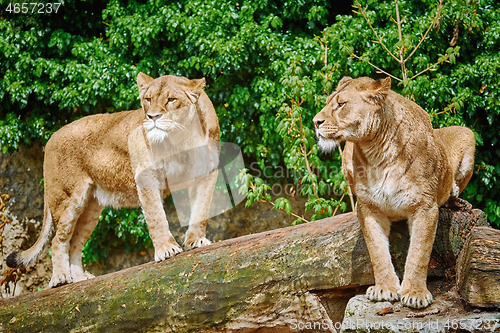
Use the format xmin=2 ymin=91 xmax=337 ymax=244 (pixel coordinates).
xmin=7 ymin=73 xmax=220 ymax=288
xmin=313 ymin=76 xmax=475 ymax=309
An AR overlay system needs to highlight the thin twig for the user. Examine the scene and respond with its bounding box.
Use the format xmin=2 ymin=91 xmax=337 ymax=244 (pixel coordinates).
xmin=409 ymin=57 xmax=444 ymax=80
xmin=298 ymin=112 xmax=318 ymax=198
xmin=406 ymin=308 xmax=440 ymax=318
xmin=332 ymin=191 xmax=346 ymax=217
xmin=430 ymin=109 xmax=449 ymax=116
xmin=354 ymin=0 xmax=401 ymax=64
xmin=394 ymin=0 xmax=407 ymax=81
xmin=323 ymin=33 xmax=328 ymax=66
xmin=395 ymin=0 xmax=404 ymax=43
xmin=349 ymin=52 xmax=402 ymax=82
xmin=337 ymin=145 xmax=356 ymax=212
xmin=404 ymin=0 xmax=443 ymax=63
xmin=263 ymin=201 xmax=310 ymax=223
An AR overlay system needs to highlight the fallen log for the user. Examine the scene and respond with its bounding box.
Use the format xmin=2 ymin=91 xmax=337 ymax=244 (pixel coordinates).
xmin=0 ymin=212 xmax=370 ymax=333
xmin=0 ymin=201 xmax=488 ymax=332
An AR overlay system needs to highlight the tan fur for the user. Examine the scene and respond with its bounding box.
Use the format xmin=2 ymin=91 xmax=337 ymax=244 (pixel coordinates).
xmin=313 ymin=76 xmax=475 ymax=309
xmin=7 ymin=73 xmax=220 ymax=288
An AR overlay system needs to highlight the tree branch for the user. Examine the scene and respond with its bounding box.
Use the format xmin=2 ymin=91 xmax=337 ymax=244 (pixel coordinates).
xmin=297 ymin=112 xmax=318 ymax=198
xmin=349 ymin=52 xmax=402 ymax=82
xmin=263 ymin=200 xmax=311 ymax=223
xmin=395 ymin=0 xmax=407 ymax=81
xmin=354 ymin=0 xmax=401 ymax=64
xmin=410 ymin=56 xmax=446 ymax=80
xmin=404 ymin=0 xmax=444 ymax=63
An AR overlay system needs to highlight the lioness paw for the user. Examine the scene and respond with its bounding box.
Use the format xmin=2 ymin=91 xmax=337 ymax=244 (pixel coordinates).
xmin=154 ymin=242 xmax=183 ymax=262
xmin=49 ymin=273 xmax=73 ymax=288
xmin=72 ymin=271 xmax=95 ymax=283
xmin=184 ymin=237 xmax=212 ymax=250
xmin=366 ymin=284 xmax=400 ymax=302
xmin=400 ymin=289 xmax=433 ymax=309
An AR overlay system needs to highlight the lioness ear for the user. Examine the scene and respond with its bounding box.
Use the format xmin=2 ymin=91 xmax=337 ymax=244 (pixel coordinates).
xmin=336 ymin=76 xmax=353 ymax=90
xmin=137 ymin=72 xmax=154 ymax=93
xmin=378 ymin=76 xmax=391 ymax=90
xmin=363 ymin=77 xmax=391 ymax=105
xmin=186 ymin=78 xmax=206 ymax=103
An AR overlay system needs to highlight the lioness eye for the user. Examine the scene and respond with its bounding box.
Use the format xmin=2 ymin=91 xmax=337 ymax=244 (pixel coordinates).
xmin=145 ymin=98 xmax=151 ymax=103
xmin=167 ymin=98 xmax=177 ymax=103
xmin=338 ymin=102 xmax=346 ymax=108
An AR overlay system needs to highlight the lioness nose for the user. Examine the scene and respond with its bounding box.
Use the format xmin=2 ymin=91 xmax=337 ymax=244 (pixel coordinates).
xmin=147 ymin=114 xmax=163 ymax=121
xmin=314 ymin=118 xmax=325 ymax=128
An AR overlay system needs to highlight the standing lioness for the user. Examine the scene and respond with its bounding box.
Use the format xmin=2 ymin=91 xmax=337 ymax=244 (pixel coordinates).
xmin=7 ymin=73 xmax=220 ymax=288
xmin=313 ymin=76 xmax=475 ymax=309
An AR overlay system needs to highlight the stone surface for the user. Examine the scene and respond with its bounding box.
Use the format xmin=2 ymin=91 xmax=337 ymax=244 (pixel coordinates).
xmin=457 ymin=226 xmax=500 ymax=308
xmin=341 ymin=293 xmax=500 ymax=333
xmin=316 ymin=285 xmax=368 ymax=326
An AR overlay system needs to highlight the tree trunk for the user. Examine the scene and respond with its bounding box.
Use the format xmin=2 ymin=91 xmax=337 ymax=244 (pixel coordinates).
xmin=457 ymin=226 xmax=500 ymax=308
xmin=0 ymin=212 xmax=372 ymax=333
xmin=0 ymin=201 xmax=488 ymax=332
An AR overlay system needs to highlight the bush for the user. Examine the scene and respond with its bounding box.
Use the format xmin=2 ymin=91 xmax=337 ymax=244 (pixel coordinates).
xmin=82 ymin=208 xmax=152 ymax=264
xmin=1 ymin=0 xmax=498 ymax=263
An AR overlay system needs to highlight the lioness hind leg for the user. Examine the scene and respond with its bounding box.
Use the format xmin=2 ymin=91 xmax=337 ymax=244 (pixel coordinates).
xmin=49 ymin=183 xmax=92 ymax=288
xmin=434 ymin=126 xmax=475 ymax=197
xmin=69 ymin=196 xmax=103 ymax=283
xmin=455 ymin=142 xmax=475 ymax=195
xmin=400 ymin=205 xmax=439 ymax=309
xmin=184 ymin=170 xmax=218 ymax=250
xmin=357 ymin=203 xmax=400 ymax=302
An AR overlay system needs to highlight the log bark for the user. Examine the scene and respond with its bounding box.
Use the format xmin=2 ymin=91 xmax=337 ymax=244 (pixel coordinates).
xmin=0 ymin=212 xmax=371 ymax=333
xmin=0 ymin=201 xmax=488 ymax=332
xmin=457 ymin=226 xmax=500 ymax=308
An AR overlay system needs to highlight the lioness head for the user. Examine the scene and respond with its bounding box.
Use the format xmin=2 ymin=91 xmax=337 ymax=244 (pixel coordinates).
xmin=313 ymin=76 xmax=392 ymax=153
xmin=137 ymin=72 xmax=207 ymax=144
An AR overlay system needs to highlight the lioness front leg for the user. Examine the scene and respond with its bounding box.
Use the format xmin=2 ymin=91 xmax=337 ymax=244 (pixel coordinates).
xmin=399 ymin=205 xmax=439 ymax=309
xmin=138 ymin=187 xmax=183 ymax=261
xmin=184 ymin=170 xmax=218 ymax=250
xmin=358 ymin=203 xmax=400 ymax=302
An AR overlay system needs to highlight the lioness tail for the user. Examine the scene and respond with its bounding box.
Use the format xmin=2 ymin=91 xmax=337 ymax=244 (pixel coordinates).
xmin=6 ymin=204 xmax=53 ymax=268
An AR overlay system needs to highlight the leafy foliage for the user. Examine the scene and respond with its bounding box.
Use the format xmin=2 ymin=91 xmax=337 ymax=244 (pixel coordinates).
xmin=1 ymin=0 xmax=499 ymax=264
xmin=82 ymin=208 xmax=152 ymax=264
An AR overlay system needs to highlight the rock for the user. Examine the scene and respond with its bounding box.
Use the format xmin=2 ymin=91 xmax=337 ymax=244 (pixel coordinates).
xmin=457 ymin=226 xmax=500 ymax=308
xmin=341 ymin=294 xmax=500 ymax=333
xmin=0 ymin=144 xmax=49 ymax=295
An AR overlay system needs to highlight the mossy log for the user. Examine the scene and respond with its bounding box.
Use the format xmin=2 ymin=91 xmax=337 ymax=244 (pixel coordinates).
xmin=0 ymin=201 xmax=487 ymax=332
xmin=0 ymin=212 xmax=371 ymax=333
